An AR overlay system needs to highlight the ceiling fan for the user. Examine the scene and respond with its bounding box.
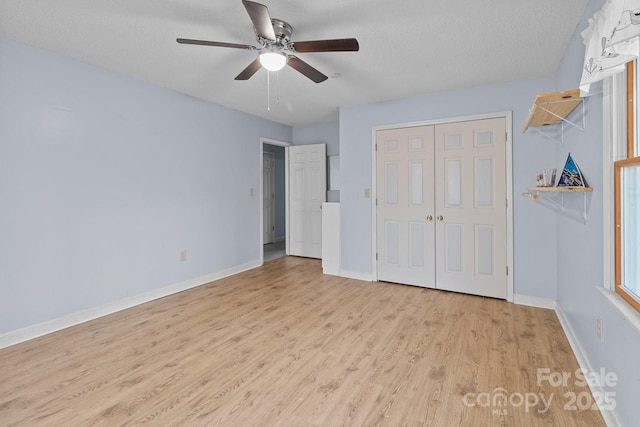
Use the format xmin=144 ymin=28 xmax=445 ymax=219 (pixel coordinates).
xmin=177 ymin=0 xmax=359 ymax=83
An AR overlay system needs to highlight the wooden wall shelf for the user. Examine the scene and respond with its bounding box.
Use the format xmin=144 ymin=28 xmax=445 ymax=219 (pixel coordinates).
xmin=524 ymin=186 xmax=593 ymax=194
xmin=521 ymin=89 xmax=583 ymax=133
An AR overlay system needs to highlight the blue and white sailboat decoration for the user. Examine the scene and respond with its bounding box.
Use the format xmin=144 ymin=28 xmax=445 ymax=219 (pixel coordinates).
xmin=558 ymin=153 xmax=587 ymax=187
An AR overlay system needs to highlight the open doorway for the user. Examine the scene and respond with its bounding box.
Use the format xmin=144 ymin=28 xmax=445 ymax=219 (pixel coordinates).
xmin=261 ymin=138 xmax=290 ymax=262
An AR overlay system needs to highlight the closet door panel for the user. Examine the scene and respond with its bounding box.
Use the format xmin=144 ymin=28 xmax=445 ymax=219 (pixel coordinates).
xmin=434 ymin=118 xmax=507 ymax=299
xmin=376 ymin=126 xmax=436 ymax=288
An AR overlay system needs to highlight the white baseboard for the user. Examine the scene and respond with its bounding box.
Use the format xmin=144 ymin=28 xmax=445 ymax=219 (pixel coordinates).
xmin=513 ymin=293 xmax=557 ymax=309
xmin=339 ymin=269 xmax=374 ymax=282
xmin=0 ymin=259 xmax=262 ymax=350
xmin=555 ymin=303 xmax=621 ymax=427
xmin=322 ymin=268 xmax=341 ymax=277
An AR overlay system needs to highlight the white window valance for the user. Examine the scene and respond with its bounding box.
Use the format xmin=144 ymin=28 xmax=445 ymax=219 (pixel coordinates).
xmin=580 ymin=0 xmax=640 ymax=94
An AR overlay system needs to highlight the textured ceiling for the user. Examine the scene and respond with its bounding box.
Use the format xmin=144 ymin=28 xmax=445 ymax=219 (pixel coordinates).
xmin=1 ymin=0 xmax=589 ymax=126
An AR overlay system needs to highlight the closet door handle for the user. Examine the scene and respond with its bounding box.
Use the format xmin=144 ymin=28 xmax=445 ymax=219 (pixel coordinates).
xmin=437 ymin=215 xmax=444 ymax=221
xmin=426 ymin=215 xmax=433 ymax=221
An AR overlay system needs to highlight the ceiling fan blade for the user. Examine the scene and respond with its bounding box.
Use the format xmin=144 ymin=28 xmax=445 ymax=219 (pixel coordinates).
xmin=287 ymin=56 xmax=328 ymax=83
xmin=292 ymin=38 xmax=359 ymax=53
xmin=242 ymin=0 xmax=276 ymax=42
xmin=177 ymin=38 xmax=256 ymax=50
xmin=235 ymin=58 xmax=263 ymax=80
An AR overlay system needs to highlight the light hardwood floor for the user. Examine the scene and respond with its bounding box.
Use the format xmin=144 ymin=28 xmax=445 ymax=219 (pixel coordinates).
xmin=0 ymin=256 xmax=605 ymax=426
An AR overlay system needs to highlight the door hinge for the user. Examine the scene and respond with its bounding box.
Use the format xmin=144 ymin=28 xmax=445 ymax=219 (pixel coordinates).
xmin=376 ymin=253 xmax=378 ymax=260
xmin=506 ymin=266 xmax=509 ymax=276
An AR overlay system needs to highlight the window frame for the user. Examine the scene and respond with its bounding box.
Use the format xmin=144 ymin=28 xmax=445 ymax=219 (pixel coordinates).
xmin=613 ymin=62 xmax=640 ymax=312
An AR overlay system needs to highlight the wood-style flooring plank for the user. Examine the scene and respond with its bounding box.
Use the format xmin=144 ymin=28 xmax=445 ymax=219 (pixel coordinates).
xmin=0 ymin=256 xmax=605 ymax=426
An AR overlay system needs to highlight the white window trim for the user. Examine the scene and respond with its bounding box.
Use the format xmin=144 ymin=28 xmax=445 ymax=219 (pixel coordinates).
xmin=602 ymin=73 xmax=626 ymax=292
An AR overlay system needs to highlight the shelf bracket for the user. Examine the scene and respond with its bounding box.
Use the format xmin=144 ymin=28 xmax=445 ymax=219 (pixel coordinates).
xmin=530 ymin=125 xmax=565 ymax=144
xmin=526 ymin=98 xmax=586 ymax=144
xmin=536 ymin=99 xmax=585 ymax=132
xmin=522 ymin=188 xmax=589 ymax=224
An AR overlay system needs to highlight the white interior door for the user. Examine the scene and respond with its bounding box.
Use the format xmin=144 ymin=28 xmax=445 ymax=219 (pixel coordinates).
xmin=434 ymin=118 xmax=507 ymax=299
xmin=263 ymin=151 xmax=275 ymax=244
xmin=375 ymin=117 xmax=508 ymax=299
xmin=289 ymin=144 xmax=326 ymax=258
xmin=376 ymin=126 xmax=436 ymax=288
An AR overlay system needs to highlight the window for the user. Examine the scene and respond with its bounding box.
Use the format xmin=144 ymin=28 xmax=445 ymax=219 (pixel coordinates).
xmin=614 ymin=61 xmax=640 ymax=312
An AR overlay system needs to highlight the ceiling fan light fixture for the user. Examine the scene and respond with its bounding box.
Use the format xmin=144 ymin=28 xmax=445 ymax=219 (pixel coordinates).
xmin=259 ymin=51 xmax=287 ymax=71
xmin=177 ymin=1 xmax=357 ymax=83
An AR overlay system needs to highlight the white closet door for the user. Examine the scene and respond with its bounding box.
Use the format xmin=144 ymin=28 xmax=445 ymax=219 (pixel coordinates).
xmin=434 ymin=117 xmax=507 ymax=299
xmin=375 ymin=117 xmax=508 ymax=299
xmin=376 ymin=126 xmax=436 ymax=288
xmin=288 ymin=144 xmax=326 ymax=259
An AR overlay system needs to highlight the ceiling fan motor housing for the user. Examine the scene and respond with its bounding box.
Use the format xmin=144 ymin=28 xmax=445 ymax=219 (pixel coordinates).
xmin=271 ymin=19 xmax=292 ymax=44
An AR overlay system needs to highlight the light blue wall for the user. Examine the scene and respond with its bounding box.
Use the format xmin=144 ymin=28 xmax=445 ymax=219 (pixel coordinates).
xmin=554 ymin=1 xmax=640 ymax=426
xmin=0 ymin=37 xmax=291 ymax=333
xmin=338 ymin=78 xmax=560 ymax=298
xmin=292 ymin=121 xmax=339 ymax=156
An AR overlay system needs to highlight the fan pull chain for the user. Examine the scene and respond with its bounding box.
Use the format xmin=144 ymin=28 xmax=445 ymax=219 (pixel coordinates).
xmin=266 ymin=71 xmax=280 ymax=112
xmin=267 ymin=71 xmax=271 ymax=111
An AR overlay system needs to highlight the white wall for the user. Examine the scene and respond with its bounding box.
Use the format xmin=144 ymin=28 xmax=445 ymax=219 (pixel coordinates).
xmin=0 ymin=37 xmax=291 ymax=334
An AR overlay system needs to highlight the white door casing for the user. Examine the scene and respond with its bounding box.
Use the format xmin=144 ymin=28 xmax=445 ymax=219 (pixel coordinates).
xmin=288 ymin=144 xmax=326 ymax=258
xmin=375 ymin=116 xmax=508 ymax=299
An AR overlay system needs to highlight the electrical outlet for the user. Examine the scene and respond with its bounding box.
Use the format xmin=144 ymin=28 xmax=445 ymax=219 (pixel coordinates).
xmin=363 ymin=188 xmax=371 ymax=198
xmin=179 ymin=249 xmax=187 ymax=262
xmin=596 ymin=318 xmax=603 ymax=341
xmin=250 ymin=187 xmax=255 ymax=197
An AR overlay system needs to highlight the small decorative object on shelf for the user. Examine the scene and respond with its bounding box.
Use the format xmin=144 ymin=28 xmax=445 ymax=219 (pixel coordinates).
xmin=557 ymin=152 xmax=587 ymax=187
xmin=536 ymin=168 xmax=557 ymax=187
xmin=522 ymin=153 xmax=592 ymax=223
